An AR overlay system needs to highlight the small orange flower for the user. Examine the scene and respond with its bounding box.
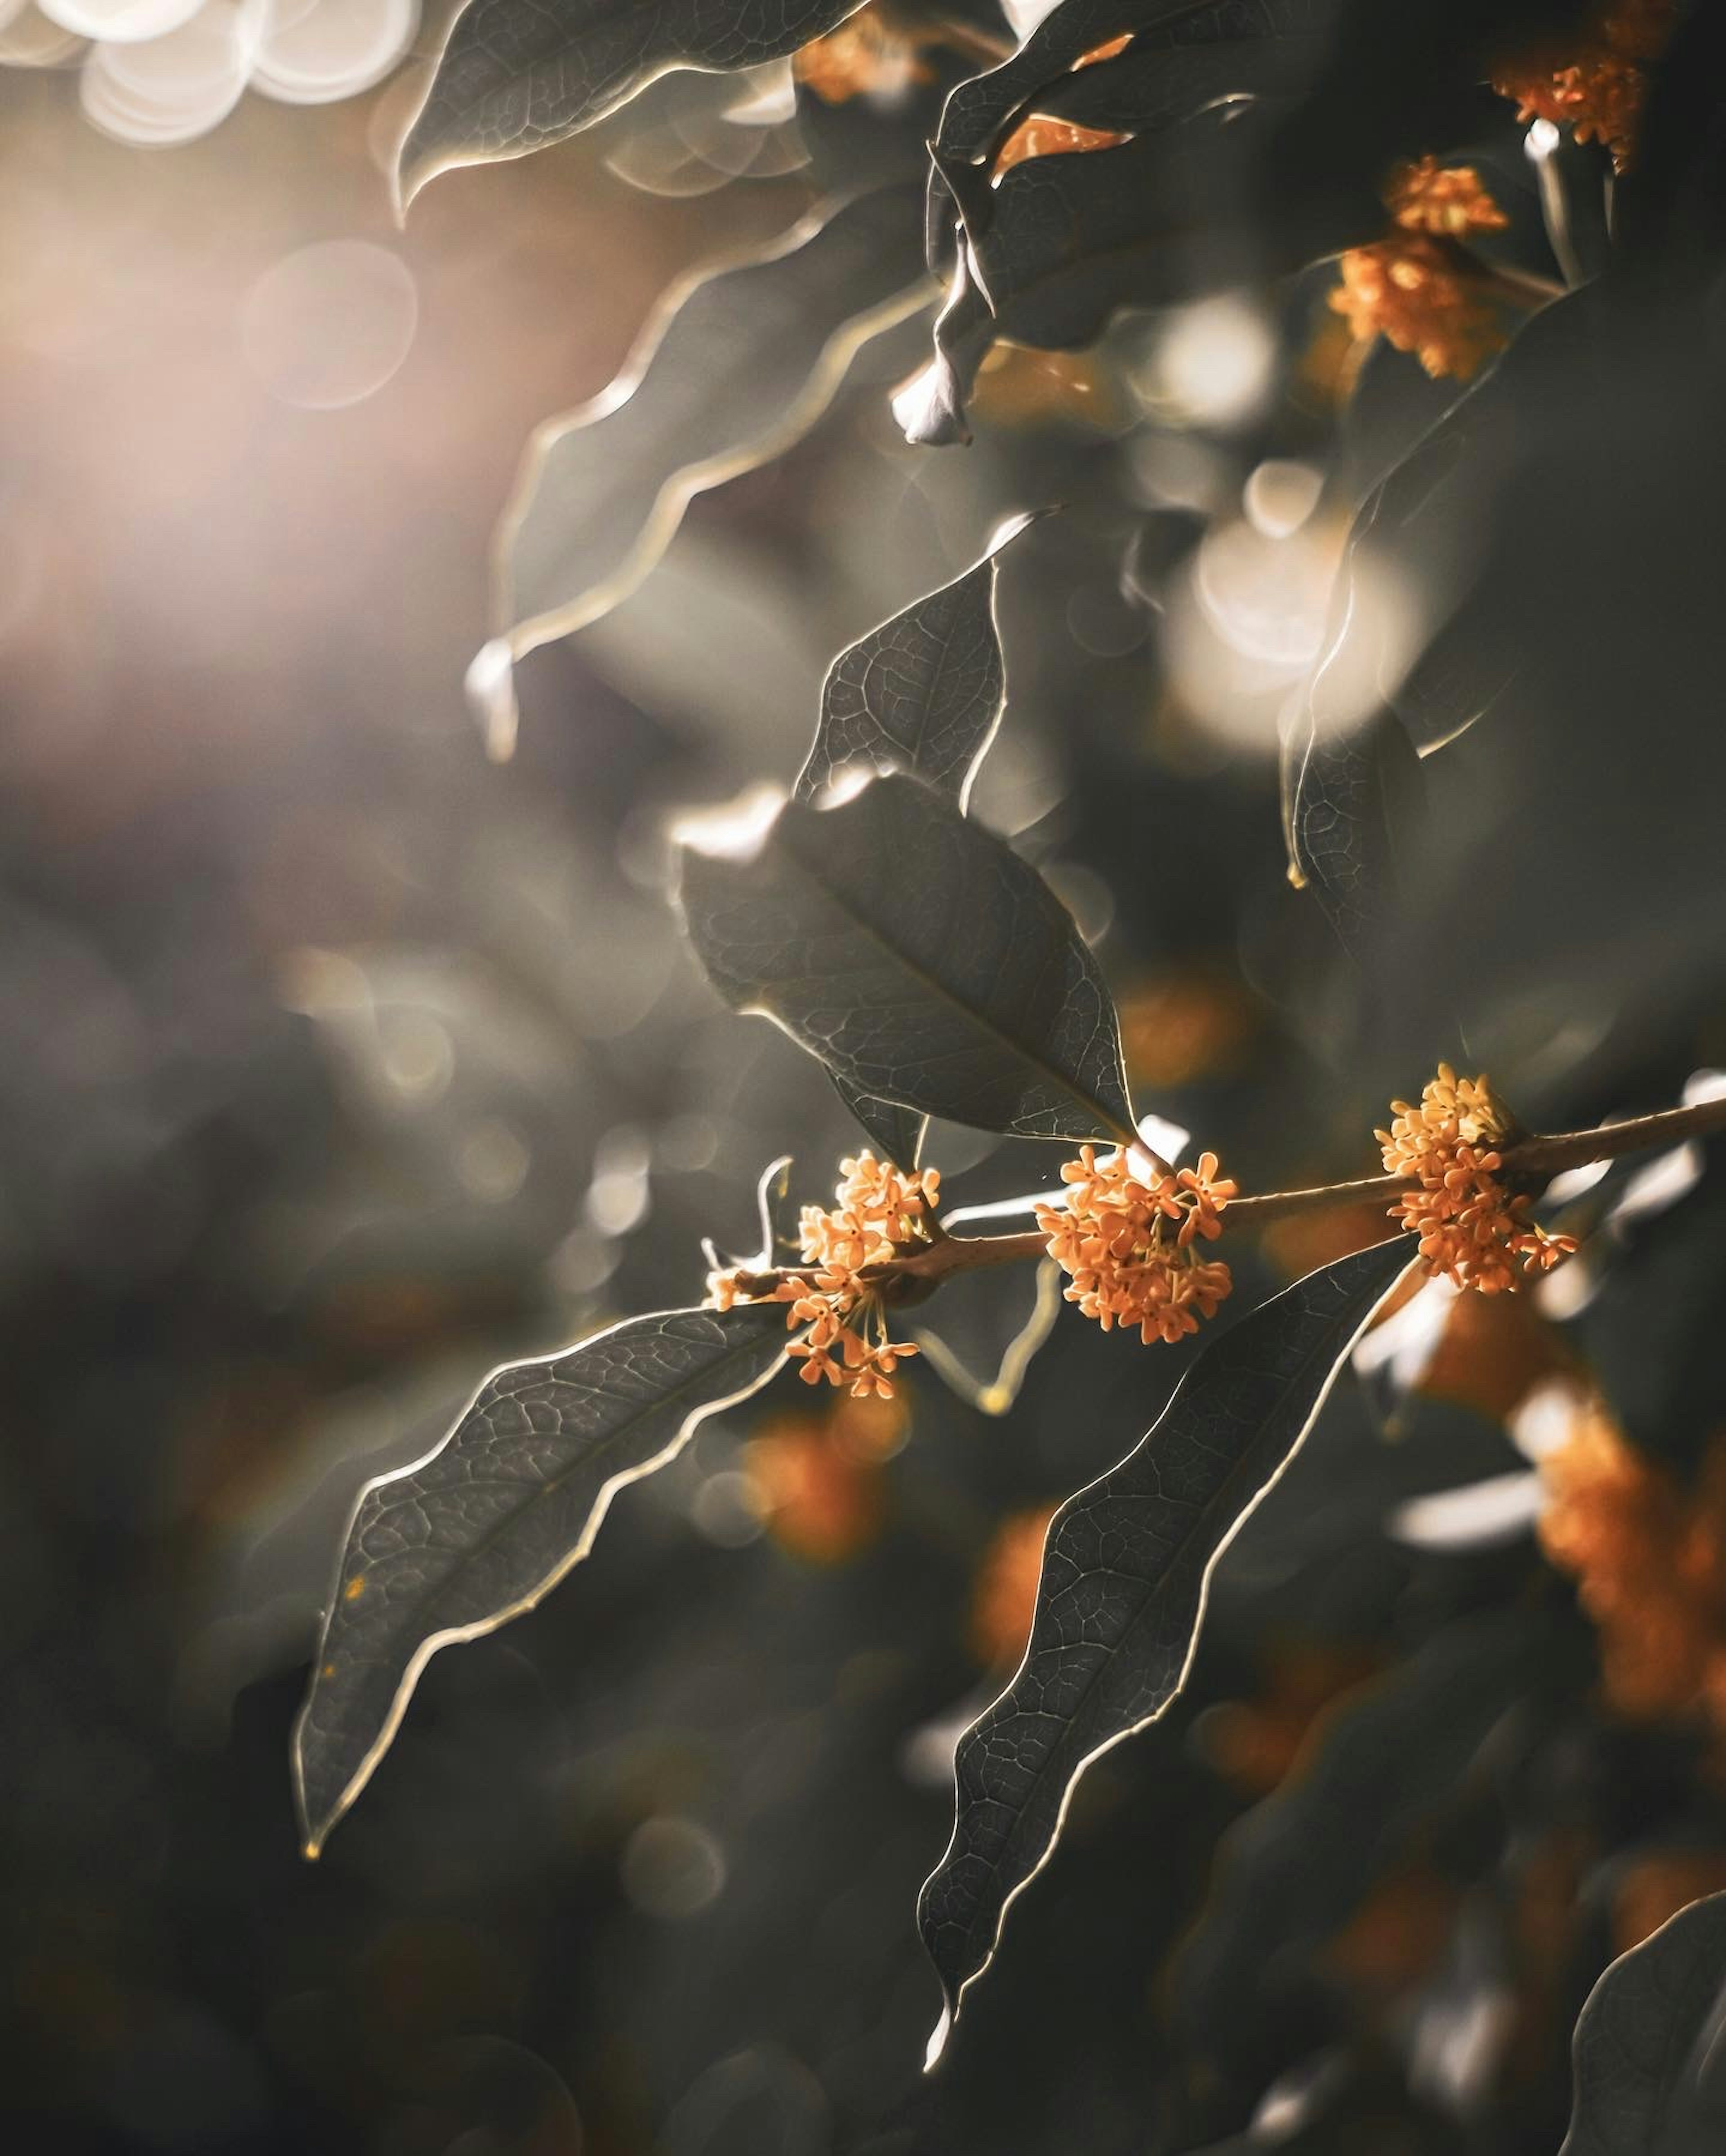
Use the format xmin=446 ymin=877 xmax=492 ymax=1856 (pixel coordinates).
xmin=707 ymin=1151 xmax=935 ymax=1398
xmin=1038 ymin=1145 xmax=1236 ymax=1345
xmin=1379 ymin=1066 xmax=1576 ymax=1292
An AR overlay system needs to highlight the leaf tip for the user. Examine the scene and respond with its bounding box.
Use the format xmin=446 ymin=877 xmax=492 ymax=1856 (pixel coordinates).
xmin=466 ymin=637 xmax=519 ymax=762
xmin=922 ymin=2003 xmax=953 ymax=2074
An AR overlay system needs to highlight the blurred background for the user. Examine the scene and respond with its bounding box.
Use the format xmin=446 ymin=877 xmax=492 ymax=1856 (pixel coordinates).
xmin=6 ymin=5 xmax=1726 ymax=2153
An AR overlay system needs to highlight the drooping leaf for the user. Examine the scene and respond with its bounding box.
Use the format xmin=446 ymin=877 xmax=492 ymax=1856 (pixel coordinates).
xmin=830 ymin=1075 xmax=927 ymax=1169
xmin=917 ymin=1235 xmax=1413 ymax=2053
xmin=1561 ymin=1890 xmax=1726 ymax=2155
xmin=468 ymin=186 xmax=934 ymax=754
xmin=398 ymin=0 xmax=867 ymax=206
xmin=1283 ymin=706 xmax=1426 ymax=968
xmin=1174 ymin=1609 xmax=1570 ymax=2070
xmin=794 ymin=516 xmax=1036 ymax=811
xmin=293 ymin=1303 xmax=789 ymax=1855
xmin=676 ymin=773 xmax=1136 ymax=1144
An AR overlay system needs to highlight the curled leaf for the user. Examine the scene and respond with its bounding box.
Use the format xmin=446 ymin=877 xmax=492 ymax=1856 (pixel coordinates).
xmin=917 ymin=1235 xmax=1412 ymax=2056
xmin=676 ymin=773 xmax=1136 ymax=1144
xmin=399 ymin=0 xmax=869 ymax=206
xmin=293 ymin=1304 xmax=789 ymax=1856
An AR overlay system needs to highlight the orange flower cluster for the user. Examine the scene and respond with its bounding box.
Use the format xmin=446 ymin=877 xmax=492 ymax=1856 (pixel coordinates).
xmin=1494 ymin=0 xmax=1677 ymax=170
xmin=1539 ymin=1402 xmax=1726 ymax=1725
xmin=792 ymin=3 xmax=934 ymax=104
xmin=1378 ymin=1066 xmax=1576 ymax=1293
xmin=1330 ymin=157 xmax=1510 ymax=381
xmin=708 ymin=1151 xmax=937 ymax=1397
xmin=1386 ymin=156 xmax=1511 ymax=238
xmin=1038 ymin=1146 xmax=1236 ymax=1345
xmin=1331 ymin=235 xmax=1506 ymax=381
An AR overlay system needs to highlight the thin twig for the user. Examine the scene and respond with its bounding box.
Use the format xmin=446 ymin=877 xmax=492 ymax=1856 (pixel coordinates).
xmin=811 ymin=1093 xmax=1726 ymax=1292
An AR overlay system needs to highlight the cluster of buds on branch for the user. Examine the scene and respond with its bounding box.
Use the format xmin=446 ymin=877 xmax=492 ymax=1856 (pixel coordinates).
xmin=1378 ymin=1066 xmax=1577 ymax=1294
xmin=1037 ymin=1145 xmax=1237 ymax=1345
xmin=708 ymin=1152 xmax=939 ymax=1397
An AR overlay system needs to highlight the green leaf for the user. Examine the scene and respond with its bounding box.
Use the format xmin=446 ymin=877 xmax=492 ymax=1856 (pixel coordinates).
xmin=292 ymin=1303 xmax=789 ymax=1856
xmin=675 ymin=773 xmax=1136 ymax=1144
xmin=1561 ymin=1890 xmax=1726 ymax=2155
xmin=469 ymin=187 xmax=933 ymax=755
xmin=399 ymin=0 xmax=868 ymax=206
xmin=794 ymin=517 xmax=1035 ymax=812
xmin=917 ymin=1236 xmax=1412 ymax=2057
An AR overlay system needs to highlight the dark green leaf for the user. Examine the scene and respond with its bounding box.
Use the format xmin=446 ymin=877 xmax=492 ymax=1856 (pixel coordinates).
xmin=917 ymin=1236 xmax=1413 ymax=2054
xmin=1175 ymin=1610 xmax=1568 ymax=2069
xmin=1561 ymin=1890 xmax=1726 ymax=2155
xmin=794 ymin=516 xmax=1036 ymax=811
xmin=830 ymin=1075 xmax=926 ymax=1169
xmin=934 ymin=0 xmax=1297 ymax=172
xmin=399 ymin=0 xmax=867 ymax=206
xmin=1284 ymin=706 xmax=1426 ymax=968
xmin=293 ymin=1303 xmax=789 ymax=1856
xmin=676 ymin=773 xmax=1135 ymax=1144
xmin=469 ymin=187 xmax=933 ymax=752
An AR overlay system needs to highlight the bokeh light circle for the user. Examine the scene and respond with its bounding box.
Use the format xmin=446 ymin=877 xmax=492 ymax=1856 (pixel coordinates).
xmin=240 ymin=239 xmax=418 ymax=410
xmin=40 ymin=0 xmax=203 ymax=43
xmin=251 ymin=0 xmax=418 ymax=107
xmin=80 ymin=0 xmax=267 ymax=146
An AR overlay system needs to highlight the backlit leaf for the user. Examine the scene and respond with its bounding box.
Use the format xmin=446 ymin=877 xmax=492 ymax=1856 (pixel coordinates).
xmin=917 ymin=1235 xmax=1412 ymax=2055
xmin=794 ymin=518 xmax=1033 ymax=811
xmin=470 ymin=186 xmax=933 ymax=754
xmin=676 ymin=773 xmax=1136 ymax=1144
xmin=1561 ymin=1890 xmax=1726 ymax=2155
xmin=400 ymin=0 xmax=868 ymax=206
xmin=293 ymin=1303 xmax=789 ymax=1856
xmin=830 ymin=1076 xmax=927 ymax=1169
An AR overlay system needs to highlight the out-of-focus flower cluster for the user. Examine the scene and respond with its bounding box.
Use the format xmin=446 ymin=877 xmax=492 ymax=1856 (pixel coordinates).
xmin=1038 ymin=1145 xmax=1236 ymax=1345
xmin=708 ymin=1151 xmax=937 ymax=1397
xmin=1494 ymin=0 xmax=1677 ymax=171
xmin=745 ymin=1387 xmax=907 ymax=1563
xmin=1330 ymin=158 xmax=1511 ymax=382
xmin=1379 ymin=1066 xmax=1576 ymax=1294
xmin=969 ymin=1503 xmax=1057 ymax=1668
xmin=792 ymin=1 xmax=934 ymax=105
xmin=1539 ymin=1399 xmax=1726 ymax=1727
